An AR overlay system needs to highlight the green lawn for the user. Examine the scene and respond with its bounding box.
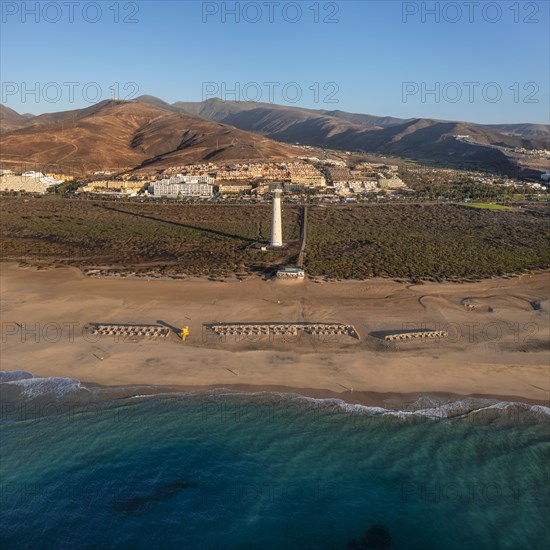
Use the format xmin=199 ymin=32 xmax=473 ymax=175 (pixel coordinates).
xmin=461 ymin=203 xmax=514 ymax=211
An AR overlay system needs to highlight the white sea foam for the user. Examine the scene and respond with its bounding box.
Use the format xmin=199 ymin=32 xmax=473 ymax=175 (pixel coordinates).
xmin=1 ymin=372 xmax=548 ymax=420
xmin=201 ymin=389 xmax=550 ymax=421
xmin=326 ymin=396 xmax=550 ymax=420
xmin=1 ymin=375 xmax=90 ymax=398
xmin=0 ymin=370 xmax=34 ymax=383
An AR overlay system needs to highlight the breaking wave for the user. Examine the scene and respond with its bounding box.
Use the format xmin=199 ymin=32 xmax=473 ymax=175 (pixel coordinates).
xmin=185 ymin=388 xmax=550 ymax=422
xmin=6 ymin=376 xmax=91 ymax=399
xmin=1 ymin=371 xmax=548 ymax=423
xmin=0 ymin=370 xmax=34 ymax=383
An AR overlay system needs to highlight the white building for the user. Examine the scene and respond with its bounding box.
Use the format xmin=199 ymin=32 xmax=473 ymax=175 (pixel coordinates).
xmin=334 ymin=180 xmax=378 ymax=194
xmin=165 ymin=174 xmax=214 ymax=185
xmin=149 ymin=181 xmax=213 ymax=198
xmin=276 ymin=267 xmax=305 ymax=279
xmin=378 ymin=176 xmax=406 ymax=189
xmin=0 ymin=173 xmax=62 ymax=194
xmin=22 ymin=171 xmax=44 ymax=178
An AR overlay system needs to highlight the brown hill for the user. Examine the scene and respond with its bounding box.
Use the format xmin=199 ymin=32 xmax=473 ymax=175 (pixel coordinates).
xmin=173 ymin=98 xmax=372 ymax=140
xmin=0 ymin=104 xmax=34 ymax=133
xmin=0 ymin=100 xmax=301 ymax=174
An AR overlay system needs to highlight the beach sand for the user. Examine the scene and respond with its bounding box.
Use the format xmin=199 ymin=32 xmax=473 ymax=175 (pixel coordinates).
xmin=1 ymin=263 xmax=548 ymax=406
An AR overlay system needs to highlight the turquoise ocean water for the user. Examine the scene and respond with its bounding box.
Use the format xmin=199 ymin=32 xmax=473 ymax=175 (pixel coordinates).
xmin=1 ymin=372 xmax=549 ymax=549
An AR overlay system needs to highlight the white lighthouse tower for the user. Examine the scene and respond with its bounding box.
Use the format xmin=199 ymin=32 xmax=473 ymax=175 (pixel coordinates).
xmin=270 ymin=187 xmax=283 ymax=247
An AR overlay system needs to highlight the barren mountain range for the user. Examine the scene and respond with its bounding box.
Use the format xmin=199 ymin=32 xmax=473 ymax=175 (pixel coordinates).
xmin=168 ymin=97 xmax=549 ymax=175
xmin=1 ymin=96 xmax=548 ymax=176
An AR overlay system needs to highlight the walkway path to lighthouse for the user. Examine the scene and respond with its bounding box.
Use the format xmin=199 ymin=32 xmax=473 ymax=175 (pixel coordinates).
xmin=297 ymin=205 xmax=308 ymax=268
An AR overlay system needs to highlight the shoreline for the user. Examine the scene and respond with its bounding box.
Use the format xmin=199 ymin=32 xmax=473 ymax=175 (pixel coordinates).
xmin=84 ymin=381 xmax=550 ymax=409
xmin=3 ymin=374 xmax=550 ymax=419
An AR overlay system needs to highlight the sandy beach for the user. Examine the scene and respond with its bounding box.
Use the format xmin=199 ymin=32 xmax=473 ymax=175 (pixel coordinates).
xmin=1 ymin=263 xmax=548 ymax=406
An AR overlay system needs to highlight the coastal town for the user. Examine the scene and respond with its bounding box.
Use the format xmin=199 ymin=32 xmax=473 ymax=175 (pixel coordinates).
xmin=1 ymin=156 xmax=548 ymax=203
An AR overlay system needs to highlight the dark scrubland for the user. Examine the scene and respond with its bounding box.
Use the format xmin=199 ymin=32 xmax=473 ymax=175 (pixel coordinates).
xmin=1 ymin=198 xmax=548 ymax=280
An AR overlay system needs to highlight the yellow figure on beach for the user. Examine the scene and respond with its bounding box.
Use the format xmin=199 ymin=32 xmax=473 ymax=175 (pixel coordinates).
xmin=180 ymin=327 xmax=189 ymax=341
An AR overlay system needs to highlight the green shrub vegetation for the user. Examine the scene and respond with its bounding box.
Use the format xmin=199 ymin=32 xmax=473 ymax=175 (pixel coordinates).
xmin=1 ymin=198 xmax=548 ymax=280
xmin=305 ymin=204 xmax=550 ymax=279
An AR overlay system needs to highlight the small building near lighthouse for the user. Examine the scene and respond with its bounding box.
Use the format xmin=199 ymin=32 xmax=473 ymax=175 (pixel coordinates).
xmin=276 ymin=267 xmax=305 ymax=279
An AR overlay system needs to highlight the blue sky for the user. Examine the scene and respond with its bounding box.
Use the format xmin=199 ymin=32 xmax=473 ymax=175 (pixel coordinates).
xmin=1 ymin=0 xmax=548 ymax=123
